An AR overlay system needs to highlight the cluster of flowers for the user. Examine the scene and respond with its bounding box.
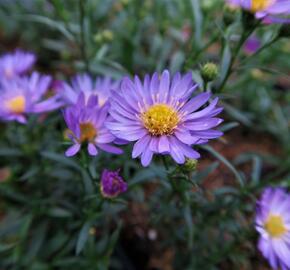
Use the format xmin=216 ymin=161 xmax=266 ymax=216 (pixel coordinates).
xmin=0 ymin=51 xmax=224 ymax=168
xmin=0 ymin=50 xmax=223 ymax=197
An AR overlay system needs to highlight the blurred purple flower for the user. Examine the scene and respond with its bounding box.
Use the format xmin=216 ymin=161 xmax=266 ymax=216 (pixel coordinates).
xmin=0 ymin=72 xmax=62 ymax=123
xmin=227 ymin=0 xmax=290 ymax=23
xmin=63 ymin=92 xmax=123 ymax=157
xmin=0 ymin=50 xmax=36 ymax=79
xmin=244 ymin=36 xmax=261 ymax=54
xmin=256 ymin=187 xmax=290 ymax=270
xmin=100 ymin=169 xmax=127 ymax=198
xmin=61 ymin=74 xmax=119 ymax=107
xmin=106 ymin=70 xmax=223 ymax=167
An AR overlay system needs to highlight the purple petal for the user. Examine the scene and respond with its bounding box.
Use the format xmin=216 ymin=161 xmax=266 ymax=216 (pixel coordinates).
xmin=141 ymin=147 xmax=153 ymax=167
xmin=97 ymin=143 xmax=123 ymax=154
xmin=158 ymin=135 xmax=170 ymax=153
xmin=88 ymin=143 xmax=98 ymax=156
xmin=65 ymin=144 xmax=81 ymax=157
xmin=132 ymin=135 xmax=151 ymax=158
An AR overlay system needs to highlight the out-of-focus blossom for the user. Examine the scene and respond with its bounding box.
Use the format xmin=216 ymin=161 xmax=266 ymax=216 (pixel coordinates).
xmin=256 ymin=187 xmax=290 ymax=270
xmin=227 ymin=0 xmax=290 ymax=23
xmin=0 ymin=50 xmax=36 ymax=79
xmin=61 ymin=74 xmax=119 ymax=107
xmin=0 ymin=72 xmax=62 ymax=123
xmin=63 ymin=92 xmax=123 ymax=157
xmin=244 ymin=36 xmax=261 ymax=54
xmin=107 ymin=70 xmax=223 ymax=167
xmin=100 ymin=169 xmax=128 ymax=198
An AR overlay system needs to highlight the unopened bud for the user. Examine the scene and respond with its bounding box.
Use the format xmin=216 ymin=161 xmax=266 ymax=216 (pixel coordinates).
xmin=201 ymin=62 xmax=219 ymax=82
xmin=183 ymin=159 xmax=198 ymax=172
xmin=102 ymin=30 xmax=114 ymax=42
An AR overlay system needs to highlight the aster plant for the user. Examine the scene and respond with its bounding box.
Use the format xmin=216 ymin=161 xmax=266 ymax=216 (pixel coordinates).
xmin=256 ymin=188 xmax=290 ymax=270
xmin=107 ymin=70 xmax=223 ymax=167
xmin=63 ymin=92 xmax=123 ymax=157
xmin=0 ymin=72 xmax=62 ymax=123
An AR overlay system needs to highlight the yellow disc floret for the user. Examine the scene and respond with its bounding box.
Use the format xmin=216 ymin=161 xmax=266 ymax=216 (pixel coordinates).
xmin=251 ymin=0 xmax=273 ymax=12
xmin=141 ymin=104 xmax=179 ymax=136
xmin=265 ymin=214 xmax=287 ymax=238
xmin=5 ymin=96 xmax=26 ymax=114
xmin=80 ymin=122 xmax=97 ymax=142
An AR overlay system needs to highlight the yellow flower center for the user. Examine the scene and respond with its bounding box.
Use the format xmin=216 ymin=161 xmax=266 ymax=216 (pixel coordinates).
xmin=80 ymin=122 xmax=97 ymax=142
xmin=5 ymin=96 xmax=26 ymax=114
xmin=141 ymin=104 xmax=179 ymax=136
xmin=251 ymin=0 xmax=273 ymax=12
xmin=265 ymin=214 xmax=287 ymax=238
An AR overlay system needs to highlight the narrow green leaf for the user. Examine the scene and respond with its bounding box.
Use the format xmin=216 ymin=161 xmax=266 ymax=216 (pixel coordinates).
xmin=76 ymin=221 xmax=92 ymax=255
xmin=201 ymin=145 xmax=245 ymax=186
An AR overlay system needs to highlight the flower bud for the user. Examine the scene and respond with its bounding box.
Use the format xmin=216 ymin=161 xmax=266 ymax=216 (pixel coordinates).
xmin=102 ymin=30 xmax=114 ymax=42
xmin=183 ymin=159 xmax=198 ymax=172
xmin=100 ymin=169 xmax=127 ymax=198
xmin=201 ymin=62 xmax=219 ymax=82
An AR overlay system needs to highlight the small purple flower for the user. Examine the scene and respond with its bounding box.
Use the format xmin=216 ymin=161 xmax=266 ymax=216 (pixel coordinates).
xmin=0 ymin=50 xmax=36 ymax=79
xmin=61 ymin=74 xmax=119 ymax=107
xmin=106 ymin=70 xmax=223 ymax=167
xmin=244 ymin=36 xmax=261 ymax=54
xmin=227 ymin=0 xmax=290 ymax=23
xmin=100 ymin=169 xmax=128 ymax=198
xmin=63 ymin=92 xmax=123 ymax=157
xmin=0 ymin=72 xmax=62 ymax=123
xmin=256 ymin=187 xmax=290 ymax=270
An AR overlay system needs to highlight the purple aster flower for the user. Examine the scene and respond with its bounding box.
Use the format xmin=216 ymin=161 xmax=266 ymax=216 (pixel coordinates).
xmin=0 ymin=72 xmax=62 ymax=124
xmin=106 ymin=70 xmax=223 ymax=167
xmin=227 ymin=0 xmax=290 ymax=23
xmin=63 ymin=92 xmax=123 ymax=157
xmin=244 ymin=36 xmax=261 ymax=54
xmin=61 ymin=74 xmax=119 ymax=107
xmin=256 ymin=187 xmax=290 ymax=270
xmin=0 ymin=50 xmax=36 ymax=79
xmin=100 ymin=169 xmax=128 ymax=198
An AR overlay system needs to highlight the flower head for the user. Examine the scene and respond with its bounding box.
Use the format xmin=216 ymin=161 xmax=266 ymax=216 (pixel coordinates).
xmin=100 ymin=169 xmax=128 ymax=198
xmin=256 ymin=187 xmax=290 ymax=270
xmin=63 ymin=92 xmax=123 ymax=157
xmin=227 ymin=0 xmax=290 ymax=23
xmin=61 ymin=74 xmax=119 ymax=107
xmin=0 ymin=50 xmax=36 ymax=79
xmin=107 ymin=70 xmax=223 ymax=167
xmin=0 ymin=72 xmax=62 ymax=123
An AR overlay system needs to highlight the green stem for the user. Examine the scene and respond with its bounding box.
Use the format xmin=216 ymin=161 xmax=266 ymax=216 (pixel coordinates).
xmin=161 ymin=155 xmax=169 ymax=171
xmin=218 ymin=21 xmax=260 ymax=92
xmin=78 ymin=0 xmax=89 ymax=72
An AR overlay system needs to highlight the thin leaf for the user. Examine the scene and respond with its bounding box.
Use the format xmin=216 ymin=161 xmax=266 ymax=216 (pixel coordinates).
xmin=201 ymin=145 xmax=245 ymax=186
